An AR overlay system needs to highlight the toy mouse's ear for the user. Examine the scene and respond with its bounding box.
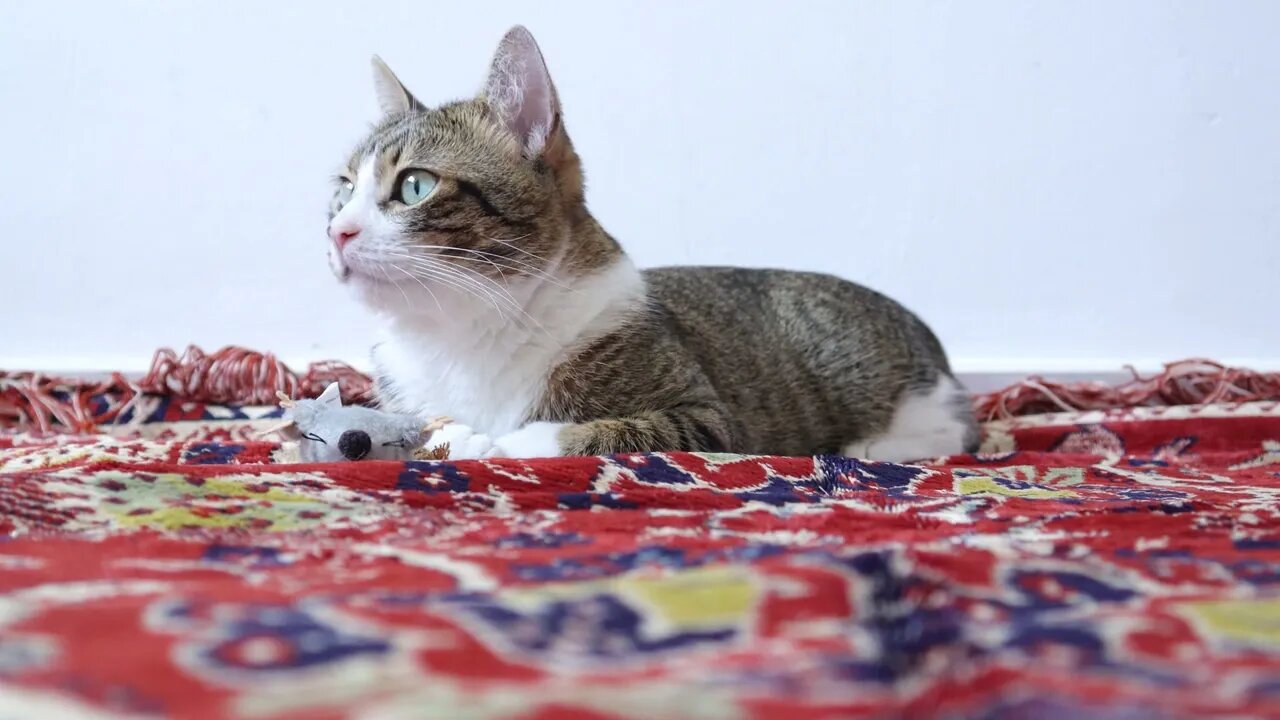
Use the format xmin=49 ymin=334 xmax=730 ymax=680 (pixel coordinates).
xmin=402 ymin=416 xmax=451 ymax=447
xmin=317 ymin=382 xmax=342 ymax=407
xmin=422 ymin=416 xmax=453 ymax=435
xmin=259 ymin=419 xmax=300 ymax=440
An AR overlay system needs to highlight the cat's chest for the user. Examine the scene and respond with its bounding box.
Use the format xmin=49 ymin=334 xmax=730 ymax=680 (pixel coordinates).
xmin=372 ymin=329 xmax=553 ymax=436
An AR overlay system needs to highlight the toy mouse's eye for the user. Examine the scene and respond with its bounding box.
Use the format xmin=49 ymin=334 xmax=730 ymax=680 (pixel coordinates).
xmin=382 ymin=439 xmax=407 ymax=448
xmin=302 ymin=433 xmax=327 ymax=444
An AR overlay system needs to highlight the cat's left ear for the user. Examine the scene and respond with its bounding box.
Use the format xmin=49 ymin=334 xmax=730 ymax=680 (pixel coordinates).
xmin=371 ymin=55 xmax=422 ymax=116
xmin=482 ymin=26 xmax=561 ymax=157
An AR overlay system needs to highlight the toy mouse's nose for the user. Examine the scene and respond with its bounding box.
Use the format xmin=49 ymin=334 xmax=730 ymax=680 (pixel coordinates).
xmin=338 ymin=429 xmax=372 ymax=460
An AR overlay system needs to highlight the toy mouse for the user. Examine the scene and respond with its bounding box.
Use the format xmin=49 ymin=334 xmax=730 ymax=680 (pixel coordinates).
xmin=263 ymin=382 xmax=451 ymax=462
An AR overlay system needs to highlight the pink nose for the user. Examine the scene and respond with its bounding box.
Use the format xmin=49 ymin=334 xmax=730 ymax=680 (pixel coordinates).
xmin=330 ymin=226 xmax=360 ymax=251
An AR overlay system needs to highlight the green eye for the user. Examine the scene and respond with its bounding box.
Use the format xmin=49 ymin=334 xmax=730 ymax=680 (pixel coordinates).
xmin=397 ymin=170 xmax=438 ymax=205
xmin=336 ymin=180 xmax=354 ymax=207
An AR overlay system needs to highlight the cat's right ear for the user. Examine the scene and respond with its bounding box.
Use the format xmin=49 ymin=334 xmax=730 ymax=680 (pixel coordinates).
xmin=371 ymin=55 xmax=422 ymax=116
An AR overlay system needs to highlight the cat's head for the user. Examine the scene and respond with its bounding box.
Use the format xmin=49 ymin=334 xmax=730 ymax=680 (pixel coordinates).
xmin=327 ymin=26 xmax=615 ymax=318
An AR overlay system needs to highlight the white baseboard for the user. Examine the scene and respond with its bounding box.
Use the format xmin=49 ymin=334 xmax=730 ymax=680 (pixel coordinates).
xmin=3 ymin=356 xmax=1276 ymax=396
xmin=955 ymin=371 xmax=1132 ymax=394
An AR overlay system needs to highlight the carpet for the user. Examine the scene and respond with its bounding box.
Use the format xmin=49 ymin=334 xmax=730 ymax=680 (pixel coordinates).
xmin=2 ymin=354 xmax=1280 ymax=718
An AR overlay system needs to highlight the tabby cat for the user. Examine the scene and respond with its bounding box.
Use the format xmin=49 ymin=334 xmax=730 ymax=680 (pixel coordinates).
xmin=325 ymin=26 xmax=978 ymax=460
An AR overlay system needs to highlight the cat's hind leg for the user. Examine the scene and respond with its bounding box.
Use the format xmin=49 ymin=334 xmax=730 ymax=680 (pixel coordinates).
xmin=842 ymin=376 xmax=978 ymax=463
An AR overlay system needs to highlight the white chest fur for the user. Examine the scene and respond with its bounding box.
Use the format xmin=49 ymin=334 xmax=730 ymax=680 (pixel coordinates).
xmin=371 ymin=258 xmax=645 ymax=437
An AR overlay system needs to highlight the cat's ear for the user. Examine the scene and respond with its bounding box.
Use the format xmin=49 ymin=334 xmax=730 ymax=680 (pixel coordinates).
xmin=482 ymin=26 xmax=560 ymax=157
xmin=371 ymin=55 xmax=422 ymax=116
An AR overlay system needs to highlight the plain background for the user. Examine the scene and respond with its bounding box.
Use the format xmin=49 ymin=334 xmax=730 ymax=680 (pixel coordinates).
xmin=2 ymin=1 xmax=1277 ymax=385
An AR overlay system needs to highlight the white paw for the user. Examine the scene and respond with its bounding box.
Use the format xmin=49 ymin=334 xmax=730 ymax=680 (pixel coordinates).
xmin=430 ymin=424 xmax=494 ymax=460
xmin=487 ymin=422 xmax=568 ymax=459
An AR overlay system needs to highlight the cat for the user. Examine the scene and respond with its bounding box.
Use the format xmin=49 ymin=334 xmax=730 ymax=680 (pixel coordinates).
xmin=325 ymin=26 xmax=979 ymax=461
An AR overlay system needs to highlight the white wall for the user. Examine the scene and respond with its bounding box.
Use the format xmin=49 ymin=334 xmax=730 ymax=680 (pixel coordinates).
xmin=2 ymin=0 xmax=1278 ymax=383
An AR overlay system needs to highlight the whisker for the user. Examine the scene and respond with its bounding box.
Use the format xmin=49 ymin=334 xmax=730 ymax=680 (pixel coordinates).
xmin=407 ymin=255 xmax=550 ymax=337
xmin=448 ymin=262 xmax=552 ymax=337
xmin=399 ymin=258 xmax=536 ymax=333
xmin=379 ymin=265 xmax=414 ymax=310
xmin=410 ymin=262 xmax=507 ymax=315
xmin=392 ymin=254 xmax=523 ymax=311
xmin=409 ymin=244 xmax=573 ymax=290
xmin=388 ymin=263 xmax=444 ymax=315
xmin=437 ymin=247 xmax=515 ymax=288
xmin=352 ymin=251 xmax=522 ymax=328
xmin=382 ymin=250 xmax=555 ymax=337
xmin=484 ymin=235 xmax=554 ymax=265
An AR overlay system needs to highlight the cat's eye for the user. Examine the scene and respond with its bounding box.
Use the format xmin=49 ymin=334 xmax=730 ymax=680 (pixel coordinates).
xmin=336 ymin=180 xmax=354 ymax=207
xmin=395 ymin=170 xmax=438 ymax=206
xmin=302 ymin=432 xmax=327 ymax=444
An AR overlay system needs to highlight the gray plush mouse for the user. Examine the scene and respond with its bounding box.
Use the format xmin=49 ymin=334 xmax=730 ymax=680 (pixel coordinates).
xmin=264 ymin=382 xmax=450 ymax=462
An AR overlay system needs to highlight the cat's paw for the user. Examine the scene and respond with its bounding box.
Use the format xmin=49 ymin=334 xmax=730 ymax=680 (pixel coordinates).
xmin=429 ymin=423 xmax=493 ymax=459
xmin=486 ymin=422 xmax=568 ymax=459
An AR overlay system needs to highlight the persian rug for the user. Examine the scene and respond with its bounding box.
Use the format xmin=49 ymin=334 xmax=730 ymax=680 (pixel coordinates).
xmin=2 ymin=349 xmax=1280 ymax=719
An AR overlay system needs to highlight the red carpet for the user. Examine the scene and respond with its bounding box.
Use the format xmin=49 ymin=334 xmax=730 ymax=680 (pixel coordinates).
xmin=2 ymin=355 xmax=1279 ymax=718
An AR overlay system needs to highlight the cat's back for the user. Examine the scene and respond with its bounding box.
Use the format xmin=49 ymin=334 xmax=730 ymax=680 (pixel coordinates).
xmin=640 ymin=265 xmax=955 ymax=436
xmin=642 ymin=266 xmax=944 ymax=368
xmin=644 ymin=265 xmax=912 ymax=323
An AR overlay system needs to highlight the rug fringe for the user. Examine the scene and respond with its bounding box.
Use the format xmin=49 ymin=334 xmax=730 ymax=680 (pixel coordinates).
xmin=972 ymin=358 xmax=1280 ymax=421
xmin=2 ymin=347 xmax=1278 ymax=432
xmin=139 ymin=346 xmax=372 ymax=406
xmin=1 ymin=345 xmax=372 ymax=433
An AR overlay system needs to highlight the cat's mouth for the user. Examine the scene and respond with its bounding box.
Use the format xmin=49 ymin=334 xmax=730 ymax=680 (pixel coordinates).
xmin=336 ymin=263 xmax=387 ymax=287
xmin=332 ymin=256 xmax=401 ymax=294
xmin=327 ymin=243 xmax=351 ymax=282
